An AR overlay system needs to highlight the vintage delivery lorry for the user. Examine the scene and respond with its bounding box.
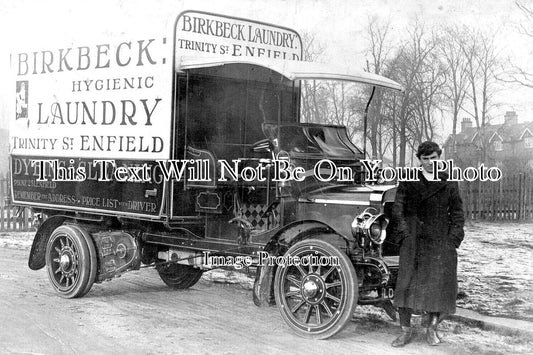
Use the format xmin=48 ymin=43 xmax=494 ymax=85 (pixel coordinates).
xmin=9 ymin=10 xmax=403 ymax=339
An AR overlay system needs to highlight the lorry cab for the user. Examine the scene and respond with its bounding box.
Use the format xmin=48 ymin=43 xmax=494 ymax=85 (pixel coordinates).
xmin=167 ymin=56 xmax=401 ymax=246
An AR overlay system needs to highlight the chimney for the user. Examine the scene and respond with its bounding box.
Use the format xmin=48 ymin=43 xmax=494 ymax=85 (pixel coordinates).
xmin=461 ymin=117 xmax=472 ymax=133
xmin=504 ymin=111 xmax=518 ymax=125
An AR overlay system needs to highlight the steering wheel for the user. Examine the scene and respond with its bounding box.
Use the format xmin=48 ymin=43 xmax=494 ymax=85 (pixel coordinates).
xmin=251 ymin=138 xmax=273 ymax=153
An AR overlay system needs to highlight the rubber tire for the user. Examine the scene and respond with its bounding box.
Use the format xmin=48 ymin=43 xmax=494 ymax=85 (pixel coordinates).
xmin=156 ymin=263 xmax=203 ymax=289
xmin=274 ymin=238 xmax=358 ymax=339
xmin=45 ymin=225 xmax=97 ymax=298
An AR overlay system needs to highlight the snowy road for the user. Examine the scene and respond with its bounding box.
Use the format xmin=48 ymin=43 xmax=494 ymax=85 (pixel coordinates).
xmin=0 ymin=234 xmax=531 ymax=354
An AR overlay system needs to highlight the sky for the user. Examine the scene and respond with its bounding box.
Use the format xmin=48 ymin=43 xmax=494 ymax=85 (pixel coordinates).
xmin=1 ymin=0 xmax=532 ymax=139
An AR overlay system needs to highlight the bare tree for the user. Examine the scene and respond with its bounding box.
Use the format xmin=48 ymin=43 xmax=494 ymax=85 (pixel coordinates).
xmin=309 ymin=81 xmax=364 ymax=139
xmin=516 ymin=0 xmax=533 ymax=36
xmin=387 ymin=21 xmax=440 ymax=166
xmin=499 ymin=1 xmax=533 ymax=88
xmin=301 ymin=21 xmax=457 ymax=167
xmin=440 ymin=26 xmax=469 ymax=151
xmin=461 ymin=29 xmax=502 ymax=162
xmin=299 ymin=33 xmax=326 ymax=123
xmin=410 ymin=44 xmax=447 ymax=144
xmin=300 ymin=33 xmax=365 ymax=140
xmin=364 ymin=17 xmax=394 ymax=160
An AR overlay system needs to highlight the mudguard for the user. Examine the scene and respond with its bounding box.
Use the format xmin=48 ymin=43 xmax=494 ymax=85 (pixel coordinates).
xmin=253 ymin=220 xmax=352 ymax=307
xmin=28 ymin=215 xmax=67 ymax=270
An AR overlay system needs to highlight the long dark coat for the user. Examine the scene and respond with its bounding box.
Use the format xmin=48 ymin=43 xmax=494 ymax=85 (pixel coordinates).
xmin=392 ymin=173 xmax=465 ymax=314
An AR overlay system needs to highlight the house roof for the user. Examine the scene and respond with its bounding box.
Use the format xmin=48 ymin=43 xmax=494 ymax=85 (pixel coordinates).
xmin=447 ymin=120 xmax=533 ymax=146
xmin=488 ymin=131 xmax=503 ymax=143
xmin=519 ymin=127 xmax=533 ymax=140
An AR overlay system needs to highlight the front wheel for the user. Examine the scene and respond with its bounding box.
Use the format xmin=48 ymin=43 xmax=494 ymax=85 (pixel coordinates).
xmin=156 ymin=262 xmax=203 ymax=289
xmin=45 ymin=225 xmax=97 ymax=298
xmin=274 ymin=238 xmax=358 ymax=339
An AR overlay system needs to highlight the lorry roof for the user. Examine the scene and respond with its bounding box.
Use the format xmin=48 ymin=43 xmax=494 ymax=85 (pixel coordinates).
xmin=176 ymin=56 xmax=403 ymax=92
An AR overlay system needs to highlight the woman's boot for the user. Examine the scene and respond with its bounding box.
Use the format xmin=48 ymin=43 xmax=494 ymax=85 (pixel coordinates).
xmin=426 ymin=312 xmax=442 ymax=346
xmin=391 ymin=308 xmax=413 ymax=347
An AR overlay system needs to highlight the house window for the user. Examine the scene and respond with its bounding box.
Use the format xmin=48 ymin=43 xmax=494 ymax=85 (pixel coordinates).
xmin=525 ymin=136 xmax=533 ymax=148
xmin=493 ymin=140 xmax=503 ymax=151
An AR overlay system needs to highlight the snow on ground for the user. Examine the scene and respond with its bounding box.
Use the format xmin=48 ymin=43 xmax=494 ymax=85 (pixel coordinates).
xmin=457 ymin=222 xmax=533 ymax=321
xmin=2 ymin=221 xmax=532 ymax=322
xmin=1 ymin=224 xmax=532 ymax=354
xmin=0 ymin=231 xmax=33 ymax=250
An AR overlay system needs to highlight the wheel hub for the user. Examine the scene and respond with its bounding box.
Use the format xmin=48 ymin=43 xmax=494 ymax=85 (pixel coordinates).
xmin=301 ymin=275 xmax=325 ymax=304
xmin=303 ymin=280 xmax=318 ymax=297
xmin=59 ymin=254 xmax=71 ymax=270
xmin=58 ymin=246 xmax=76 ymax=275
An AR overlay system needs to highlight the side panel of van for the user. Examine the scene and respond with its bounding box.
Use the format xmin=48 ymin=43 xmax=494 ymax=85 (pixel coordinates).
xmin=10 ymin=35 xmax=173 ymax=217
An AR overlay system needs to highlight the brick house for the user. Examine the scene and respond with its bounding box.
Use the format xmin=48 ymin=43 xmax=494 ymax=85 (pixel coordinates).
xmin=443 ymin=111 xmax=533 ymax=172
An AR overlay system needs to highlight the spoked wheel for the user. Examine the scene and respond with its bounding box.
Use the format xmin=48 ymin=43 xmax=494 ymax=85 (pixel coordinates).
xmin=45 ymin=225 xmax=97 ymax=298
xmin=156 ymin=262 xmax=203 ymax=289
xmin=274 ymin=238 xmax=358 ymax=339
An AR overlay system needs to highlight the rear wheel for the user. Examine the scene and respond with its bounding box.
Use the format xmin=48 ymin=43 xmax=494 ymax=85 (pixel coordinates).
xmin=156 ymin=263 xmax=203 ymax=289
xmin=274 ymin=238 xmax=358 ymax=339
xmin=45 ymin=225 xmax=97 ymax=298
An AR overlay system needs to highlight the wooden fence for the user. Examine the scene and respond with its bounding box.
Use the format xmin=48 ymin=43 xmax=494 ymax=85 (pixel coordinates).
xmin=459 ymin=172 xmax=533 ymax=221
xmin=0 ymin=172 xmax=36 ymax=232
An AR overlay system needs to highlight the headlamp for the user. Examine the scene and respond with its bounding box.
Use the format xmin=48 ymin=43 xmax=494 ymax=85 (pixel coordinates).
xmin=351 ymin=207 xmax=389 ymax=245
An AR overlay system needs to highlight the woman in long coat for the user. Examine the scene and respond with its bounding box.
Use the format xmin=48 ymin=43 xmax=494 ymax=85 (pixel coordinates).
xmin=391 ymin=141 xmax=465 ymax=347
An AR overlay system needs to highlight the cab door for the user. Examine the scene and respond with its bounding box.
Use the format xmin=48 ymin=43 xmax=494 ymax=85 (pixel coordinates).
xmin=171 ymin=63 xmax=298 ymax=237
